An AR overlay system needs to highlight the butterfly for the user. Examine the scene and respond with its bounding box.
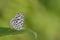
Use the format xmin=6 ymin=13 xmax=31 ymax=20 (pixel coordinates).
xmin=10 ymin=13 xmax=24 ymax=30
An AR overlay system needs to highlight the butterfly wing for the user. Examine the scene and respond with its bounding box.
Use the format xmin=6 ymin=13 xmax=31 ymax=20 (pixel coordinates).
xmin=10 ymin=13 xmax=24 ymax=30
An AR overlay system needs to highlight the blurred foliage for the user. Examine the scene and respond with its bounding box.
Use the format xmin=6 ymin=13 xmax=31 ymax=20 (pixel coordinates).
xmin=0 ymin=0 xmax=60 ymax=40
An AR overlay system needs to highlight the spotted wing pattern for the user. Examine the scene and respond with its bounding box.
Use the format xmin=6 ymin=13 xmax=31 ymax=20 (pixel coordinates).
xmin=10 ymin=13 xmax=24 ymax=30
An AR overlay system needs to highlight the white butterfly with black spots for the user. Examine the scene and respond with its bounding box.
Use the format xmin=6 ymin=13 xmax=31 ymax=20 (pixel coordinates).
xmin=10 ymin=13 xmax=24 ymax=30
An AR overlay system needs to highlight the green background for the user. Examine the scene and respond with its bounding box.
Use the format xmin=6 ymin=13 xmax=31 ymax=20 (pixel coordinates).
xmin=0 ymin=0 xmax=60 ymax=40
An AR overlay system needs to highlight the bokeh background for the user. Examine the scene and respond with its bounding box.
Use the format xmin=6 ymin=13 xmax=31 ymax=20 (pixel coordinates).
xmin=0 ymin=0 xmax=60 ymax=40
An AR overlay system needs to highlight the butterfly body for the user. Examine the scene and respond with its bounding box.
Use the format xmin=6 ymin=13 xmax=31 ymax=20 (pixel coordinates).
xmin=10 ymin=13 xmax=24 ymax=30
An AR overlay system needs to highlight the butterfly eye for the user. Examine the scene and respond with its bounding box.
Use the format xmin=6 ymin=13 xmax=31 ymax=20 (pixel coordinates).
xmin=10 ymin=13 xmax=24 ymax=30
